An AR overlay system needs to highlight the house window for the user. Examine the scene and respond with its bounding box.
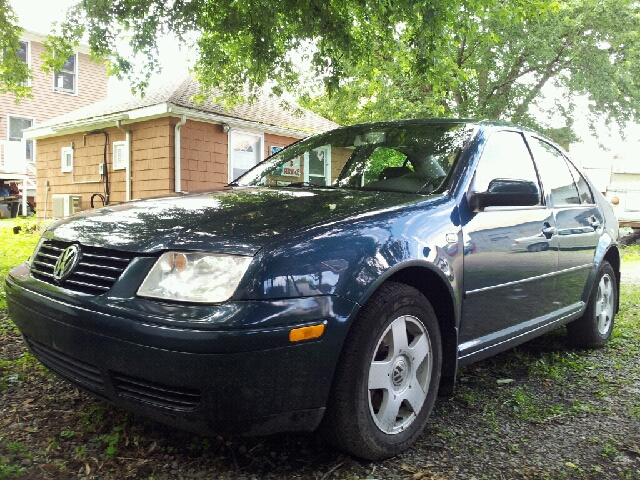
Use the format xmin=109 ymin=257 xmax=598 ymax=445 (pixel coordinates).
xmin=16 ymin=41 xmax=28 ymax=65
xmin=113 ymin=141 xmax=128 ymax=170
xmin=229 ymin=130 xmax=263 ymax=182
xmin=61 ymin=147 xmax=73 ymax=172
xmin=54 ymin=53 xmax=77 ymax=94
xmin=7 ymin=116 xmax=34 ymax=163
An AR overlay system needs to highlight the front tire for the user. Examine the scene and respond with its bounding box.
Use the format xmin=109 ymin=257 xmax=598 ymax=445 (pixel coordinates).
xmin=320 ymin=282 xmax=442 ymax=460
xmin=567 ymin=261 xmax=617 ymax=348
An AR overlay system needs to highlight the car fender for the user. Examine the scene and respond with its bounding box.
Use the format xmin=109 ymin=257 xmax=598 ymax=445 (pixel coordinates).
xmin=581 ymin=231 xmax=620 ymax=308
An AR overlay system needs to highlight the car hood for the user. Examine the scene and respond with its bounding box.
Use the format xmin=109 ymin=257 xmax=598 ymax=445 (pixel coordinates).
xmin=47 ymin=188 xmax=440 ymax=255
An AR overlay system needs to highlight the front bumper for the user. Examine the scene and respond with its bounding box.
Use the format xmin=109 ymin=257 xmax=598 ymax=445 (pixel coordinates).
xmin=6 ymin=267 xmax=358 ymax=436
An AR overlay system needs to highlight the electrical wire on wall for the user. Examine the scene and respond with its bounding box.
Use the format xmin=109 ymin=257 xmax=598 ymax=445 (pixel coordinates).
xmin=82 ymin=130 xmax=110 ymax=207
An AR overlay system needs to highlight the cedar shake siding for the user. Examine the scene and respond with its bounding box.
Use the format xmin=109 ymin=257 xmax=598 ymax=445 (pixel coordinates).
xmin=0 ymin=40 xmax=108 ymax=142
xmin=35 ymin=118 xmax=301 ymax=218
xmin=179 ymin=120 xmax=228 ymax=192
xmin=36 ymin=118 xmax=172 ymax=217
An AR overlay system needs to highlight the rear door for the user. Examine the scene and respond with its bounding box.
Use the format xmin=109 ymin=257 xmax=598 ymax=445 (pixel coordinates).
xmin=527 ymin=137 xmax=601 ymax=308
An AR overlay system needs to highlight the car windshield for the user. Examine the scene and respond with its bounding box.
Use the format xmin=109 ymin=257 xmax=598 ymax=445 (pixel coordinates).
xmin=235 ymin=121 xmax=476 ymax=194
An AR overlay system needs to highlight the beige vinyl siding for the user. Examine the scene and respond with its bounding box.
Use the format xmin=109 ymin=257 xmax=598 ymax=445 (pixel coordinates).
xmin=0 ymin=41 xmax=108 ymax=142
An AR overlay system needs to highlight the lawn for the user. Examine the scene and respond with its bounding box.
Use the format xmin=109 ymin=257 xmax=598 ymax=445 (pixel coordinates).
xmin=0 ymin=219 xmax=40 ymax=311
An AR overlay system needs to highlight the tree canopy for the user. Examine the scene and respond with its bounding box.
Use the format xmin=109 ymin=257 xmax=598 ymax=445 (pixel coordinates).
xmin=2 ymin=0 xmax=639 ymax=140
xmin=301 ymin=0 xmax=640 ymax=143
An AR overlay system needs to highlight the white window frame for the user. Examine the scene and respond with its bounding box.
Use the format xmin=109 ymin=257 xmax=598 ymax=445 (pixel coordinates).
xmin=227 ymin=129 xmax=264 ymax=183
xmin=112 ymin=141 xmax=128 ymax=171
xmin=53 ymin=52 xmax=78 ymax=95
xmin=7 ymin=115 xmax=35 ymax=163
xmin=304 ymin=145 xmax=332 ymax=185
xmin=61 ymin=147 xmax=73 ymax=173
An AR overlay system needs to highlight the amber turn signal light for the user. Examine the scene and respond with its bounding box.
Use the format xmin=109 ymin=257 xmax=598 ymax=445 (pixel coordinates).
xmin=611 ymin=197 xmax=619 ymax=205
xmin=289 ymin=323 xmax=326 ymax=342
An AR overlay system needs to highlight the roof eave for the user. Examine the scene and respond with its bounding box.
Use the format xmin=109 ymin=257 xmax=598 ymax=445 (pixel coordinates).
xmin=24 ymin=102 xmax=319 ymax=140
xmin=21 ymin=30 xmax=93 ymax=55
xmin=23 ymin=103 xmax=172 ymax=139
xmin=166 ymin=104 xmax=313 ymax=138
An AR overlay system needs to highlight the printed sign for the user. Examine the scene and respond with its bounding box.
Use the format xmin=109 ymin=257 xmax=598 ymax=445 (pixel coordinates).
xmin=277 ymin=157 xmax=301 ymax=177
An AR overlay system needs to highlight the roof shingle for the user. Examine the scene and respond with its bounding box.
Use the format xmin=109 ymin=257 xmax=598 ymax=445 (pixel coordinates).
xmin=35 ymin=77 xmax=338 ymax=134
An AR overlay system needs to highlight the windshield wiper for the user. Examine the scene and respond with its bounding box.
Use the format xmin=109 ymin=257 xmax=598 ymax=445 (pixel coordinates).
xmin=286 ymin=182 xmax=335 ymax=189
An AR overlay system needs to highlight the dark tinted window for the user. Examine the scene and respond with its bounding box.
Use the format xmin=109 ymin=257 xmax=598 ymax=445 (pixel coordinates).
xmin=529 ymin=139 xmax=580 ymax=206
xmin=471 ymin=131 xmax=541 ymax=204
xmin=566 ymin=160 xmax=594 ymax=204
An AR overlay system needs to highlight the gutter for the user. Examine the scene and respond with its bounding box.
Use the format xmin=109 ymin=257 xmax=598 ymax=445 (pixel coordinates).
xmin=116 ymin=120 xmax=132 ymax=201
xmin=25 ymin=103 xmax=321 ymax=141
xmin=166 ymin=104 xmax=312 ymax=139
xmin=51 ymin=114 xmax=130 ymax=132
xmin=173 ymin=115 xmax=187 ymax=193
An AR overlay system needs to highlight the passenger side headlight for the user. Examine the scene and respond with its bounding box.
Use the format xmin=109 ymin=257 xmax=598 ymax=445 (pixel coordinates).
xmin=137 ymin=252 xmax=253 ymax=303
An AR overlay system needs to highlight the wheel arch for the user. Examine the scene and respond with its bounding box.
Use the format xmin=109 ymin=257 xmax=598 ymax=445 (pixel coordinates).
xmin=385 ymin=265 xmax=459 ymax=396
xmin=602 ymin=245 xmax=621 ymax=313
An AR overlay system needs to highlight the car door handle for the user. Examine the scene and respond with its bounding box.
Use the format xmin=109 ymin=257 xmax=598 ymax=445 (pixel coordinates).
xmin=541 ymin=223 xmax=557 ymax=238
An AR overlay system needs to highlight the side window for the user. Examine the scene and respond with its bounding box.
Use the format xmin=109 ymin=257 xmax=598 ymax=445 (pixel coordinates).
xmin=529 ymin=139 xmax=580 ymax=206
xmin=566 ymin=160 xmax=594 ymax=204
xmin=8 ymin=115 xmax=34 ymax=162
xmin=470 ymin=131 xmax=541 ymax=204
xmin=54 ymin=53 xmax=77 ymax=94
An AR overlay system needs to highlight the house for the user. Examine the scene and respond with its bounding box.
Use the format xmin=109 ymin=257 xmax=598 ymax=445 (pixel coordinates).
xmin=24 ymin=77 xmax=339 ymax=219
xmin=0 ymin=29 xmax=108 ymax=215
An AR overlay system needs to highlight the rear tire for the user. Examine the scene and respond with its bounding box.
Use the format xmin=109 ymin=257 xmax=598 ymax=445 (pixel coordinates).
xmin=567 ymin=262 xmax=617 ymax=348
xmin=320 ymin=282 xmax=442 ymax=460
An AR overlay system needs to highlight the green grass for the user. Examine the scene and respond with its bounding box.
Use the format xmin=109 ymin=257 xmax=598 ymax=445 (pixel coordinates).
xmin=0 ymin=218 xmax=40 ymax=311
xmin=621 ymin=243 xmax=640 ymax=263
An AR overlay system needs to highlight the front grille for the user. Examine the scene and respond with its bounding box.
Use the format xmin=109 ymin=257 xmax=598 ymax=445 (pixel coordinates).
xmin=31 ymin=240 xmax=136 ymax=295
xmin=112 ymin=372 xmax=201 ymax=411
xmin=26 ymin=337 xmax=105 ymax=393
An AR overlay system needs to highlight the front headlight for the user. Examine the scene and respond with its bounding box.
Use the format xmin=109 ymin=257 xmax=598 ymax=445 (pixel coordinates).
xmin=137 ymin=252 xmax=253 ymax=303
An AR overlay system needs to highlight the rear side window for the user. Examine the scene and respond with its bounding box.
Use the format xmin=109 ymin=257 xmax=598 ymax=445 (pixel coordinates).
xmin=529 ymin=139 xmax=580 ymax=206
xmin=566 ymin=160 xmax=594 ymax=204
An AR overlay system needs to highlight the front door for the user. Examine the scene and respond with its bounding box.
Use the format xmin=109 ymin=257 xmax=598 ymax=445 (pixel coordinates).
xmin=460 ymin=130 xmax=558 ymax=357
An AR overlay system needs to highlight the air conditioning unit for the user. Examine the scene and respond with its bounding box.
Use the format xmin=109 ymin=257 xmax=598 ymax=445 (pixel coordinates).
xmin=52 ymin=194 xmax=82 ymax=218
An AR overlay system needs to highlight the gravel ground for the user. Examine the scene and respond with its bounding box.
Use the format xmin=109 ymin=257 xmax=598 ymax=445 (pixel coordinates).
xmin=1 ymin=270 xmax=639 ymax=480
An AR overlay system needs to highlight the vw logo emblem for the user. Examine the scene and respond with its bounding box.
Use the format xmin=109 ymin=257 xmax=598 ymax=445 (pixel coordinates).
xmin=392 ymin=359 xmax=407 ymax=387
xmin=53 ymin=245 xmax=81 ymax=283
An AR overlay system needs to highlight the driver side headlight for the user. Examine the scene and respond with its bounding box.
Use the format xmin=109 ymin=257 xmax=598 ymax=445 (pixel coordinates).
xmin=137 ymin=252 xmax=253 ymax=303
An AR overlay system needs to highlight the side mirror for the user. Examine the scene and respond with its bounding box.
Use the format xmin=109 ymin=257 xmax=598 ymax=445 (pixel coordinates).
xmin=469 ymin=178 xmax=540 ymax=210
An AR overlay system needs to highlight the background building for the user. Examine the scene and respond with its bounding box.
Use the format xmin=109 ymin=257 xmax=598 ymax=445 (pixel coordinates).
xmin=0 ymin=29 xmax=108 ymax=215
xmin=25 ymin=77 xmax=338 ymax=219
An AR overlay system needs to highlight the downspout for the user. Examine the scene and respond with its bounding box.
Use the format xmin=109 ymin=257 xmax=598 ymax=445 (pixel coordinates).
xmin=116 ymin=120 xmax=132 ymax=201
xmin=174 ymin=115 xmax=187 ymax=193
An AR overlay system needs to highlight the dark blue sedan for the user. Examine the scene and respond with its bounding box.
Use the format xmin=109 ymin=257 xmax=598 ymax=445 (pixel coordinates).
xmin=6 ymin=119 xmax=620 ymax=460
